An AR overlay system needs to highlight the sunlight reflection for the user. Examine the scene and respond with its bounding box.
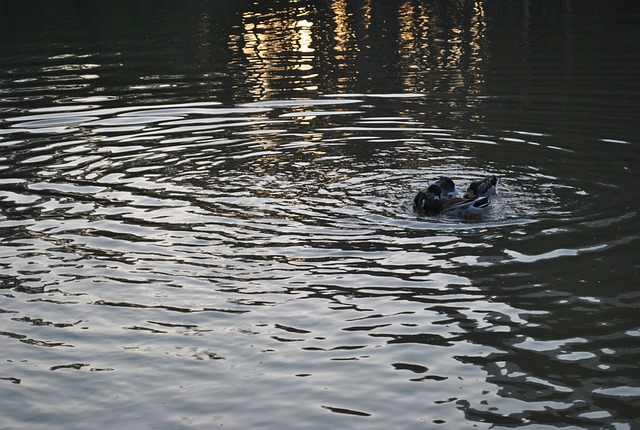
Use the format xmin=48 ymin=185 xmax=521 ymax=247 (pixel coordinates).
xmin=331 ymin=0 xmax=351 ymax=53
xmin=397 ymin=0 xmax=486 ymax=98
xmin=234 ymin=5 xmax=318 ymax=99
xmin=296 ymin=20 xmax=314 ymax=54
xmin=229 ymin=1 xmax=487 ymax=113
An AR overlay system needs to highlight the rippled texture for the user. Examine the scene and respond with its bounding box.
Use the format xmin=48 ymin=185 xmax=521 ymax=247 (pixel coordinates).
xmin=1 ymin=1 xmax=640 ymax=429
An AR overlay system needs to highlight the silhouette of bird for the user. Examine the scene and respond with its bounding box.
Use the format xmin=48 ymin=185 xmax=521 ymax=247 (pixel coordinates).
xmin=413 ymin=176 xmax=498 ymax=216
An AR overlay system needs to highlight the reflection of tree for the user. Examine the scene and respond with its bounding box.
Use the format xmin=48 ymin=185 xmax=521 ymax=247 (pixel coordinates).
xmin=227 ymin=0 xmax=488 ymax=105
xmin=1 ymin=0 xmax=488 ymax=113
xmin=227 ymin=4 xmax=319 ymax=100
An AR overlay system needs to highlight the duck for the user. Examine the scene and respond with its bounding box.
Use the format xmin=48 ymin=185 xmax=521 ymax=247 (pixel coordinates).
xmin=428 ymin=176 xmax=458 ymax=199
xmin=463 ymin=176 xmax=499 ymax=199
xmin=413 ymin=176 xmax=498 ymax=216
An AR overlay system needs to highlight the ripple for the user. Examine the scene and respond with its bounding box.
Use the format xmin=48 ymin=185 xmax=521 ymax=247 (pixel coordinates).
xmin=2 ymin=96 xmax=639 ymax=430
xmin=593 ymin=386 xmax=640 ymax=398
xmin=238 ymin=98 xmax=363 ymax=108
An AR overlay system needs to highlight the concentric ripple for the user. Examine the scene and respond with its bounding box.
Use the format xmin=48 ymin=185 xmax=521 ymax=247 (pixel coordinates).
xmin=1 ymin=97 xmax=639 ymax=429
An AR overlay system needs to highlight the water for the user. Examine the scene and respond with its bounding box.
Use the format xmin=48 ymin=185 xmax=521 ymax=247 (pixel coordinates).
xmin=1 ymin=1 xmax=639 ymax=429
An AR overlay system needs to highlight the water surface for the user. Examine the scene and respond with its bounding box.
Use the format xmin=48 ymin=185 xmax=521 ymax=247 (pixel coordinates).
xmin=1 ymin=1 xmax=639 ymax=429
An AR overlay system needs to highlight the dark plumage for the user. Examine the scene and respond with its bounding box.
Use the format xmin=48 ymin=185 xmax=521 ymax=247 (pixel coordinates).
xmin=413 ymin=176 xmax=499 ymax=216
xmin=463 ymin=176 xmax=499 ymax=199
xmin=430 ymin=177 xmax=457 ymax=199
xmin=413 ymin=185 xmax=444 ymax=215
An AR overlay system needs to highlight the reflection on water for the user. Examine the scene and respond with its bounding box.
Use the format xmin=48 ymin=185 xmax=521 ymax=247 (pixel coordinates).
xmin=228 ymin=0 xmax=488 ymax=104
xmin=1 ymin=1 xmax=640 ymax=429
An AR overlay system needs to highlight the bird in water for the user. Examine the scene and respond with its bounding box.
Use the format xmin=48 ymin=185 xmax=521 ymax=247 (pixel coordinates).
xmin=463 ymin=176 xmax=499 ymax=199
xmin=413 ymin=176 xmax=498 ymax=216
xmin=429 ymin=176 xmax=458 ymax=199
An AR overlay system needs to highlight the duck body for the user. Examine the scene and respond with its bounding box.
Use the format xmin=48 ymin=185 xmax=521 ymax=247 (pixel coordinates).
xmin=413 ymin=176 xmax=498 ymax=217
xmin=428 ymin=177 xmax=458 ymax=199
xmin=464 ymin=176 xmax=499 ymax=199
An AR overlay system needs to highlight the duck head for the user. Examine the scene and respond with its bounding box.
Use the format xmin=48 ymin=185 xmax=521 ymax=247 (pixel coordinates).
xmin=413 ymin=184 xmax=444 ymax=215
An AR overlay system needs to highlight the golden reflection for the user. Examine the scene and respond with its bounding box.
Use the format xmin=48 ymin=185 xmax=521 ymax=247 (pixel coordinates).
xmin=231 ymin=5 xmax=318 ymax=99
xmin=330 ymin=0 xmax=351 ymax=53
xmin=470 ymin=1 xmax=486 ymax=70
xmin=361 ymin=0 xmax=372 ymax=32
xmin=395 ymin=0 xmax=487 ymax=105
xmin=227 ymin=1 xmax=487 ymax=112
xmin=296 ymin=20 xmax=314 ymax=54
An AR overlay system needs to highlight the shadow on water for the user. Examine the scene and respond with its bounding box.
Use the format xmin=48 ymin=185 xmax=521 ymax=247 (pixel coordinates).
xmin=1 ymin=1 xmax=640 ymax=429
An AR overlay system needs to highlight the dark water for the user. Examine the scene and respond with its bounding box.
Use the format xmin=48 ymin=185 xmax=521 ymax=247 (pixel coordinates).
xmin=1 ymin=1 xmax=639 ymax=429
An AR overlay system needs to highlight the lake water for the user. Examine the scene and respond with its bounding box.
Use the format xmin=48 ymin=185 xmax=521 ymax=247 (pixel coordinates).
xmin=1 ymin=1 xmax=639 ymax=429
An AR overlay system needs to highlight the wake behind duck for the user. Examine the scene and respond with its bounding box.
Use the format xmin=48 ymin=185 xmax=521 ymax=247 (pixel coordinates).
xmin=413 ymin=176 xmax=499 ymax=217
